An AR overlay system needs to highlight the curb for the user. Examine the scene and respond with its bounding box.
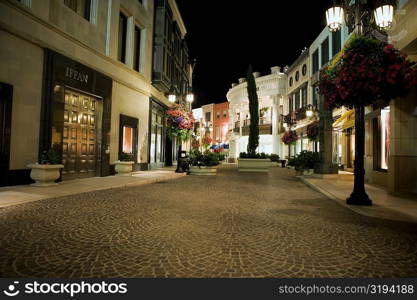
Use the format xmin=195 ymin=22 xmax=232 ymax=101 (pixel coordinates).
xmin=0 ymin=173 xmax=187 ymax=208
xmin=298 ymin=176 xmax=417 ymax=224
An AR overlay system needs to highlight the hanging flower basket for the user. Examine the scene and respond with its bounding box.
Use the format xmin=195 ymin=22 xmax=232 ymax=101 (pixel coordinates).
xmin=306 ymin=123 xmax=319 ymax=141
xmin=318 ymin=35 xmax=417 ymax=109
xmin=166 ymin=104 xmax=195 ymax=142
xmin=281 ymin=130 xmax=298 ymax=145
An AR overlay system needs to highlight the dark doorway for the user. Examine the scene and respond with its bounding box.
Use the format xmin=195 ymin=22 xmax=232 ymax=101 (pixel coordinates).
xmin=0 ymin=83 xmax=13 ymax=179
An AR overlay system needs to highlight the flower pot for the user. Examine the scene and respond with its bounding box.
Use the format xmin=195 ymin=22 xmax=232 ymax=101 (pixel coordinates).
xmin=188 ymin=165 xmax=217 ymax=176
xmin=237 ymin=158 xmax=271 ymax=173
xmin=114 ymin=161 xmax=135 ymax=176
xmin=27 ymin=163 xmax=64 ymax=187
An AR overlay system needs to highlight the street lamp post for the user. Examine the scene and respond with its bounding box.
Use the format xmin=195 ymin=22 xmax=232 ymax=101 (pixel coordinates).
xmin=324 ymin=0 xmax=394 ymax=206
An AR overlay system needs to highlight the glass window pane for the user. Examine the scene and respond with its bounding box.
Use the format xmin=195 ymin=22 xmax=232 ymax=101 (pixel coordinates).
xmin=156 ymin=126 xmax=162 ymax=163
xmin=380 ymin=107 xmax=390 ymax=170
xmin=150 ymin=125 xmax=156 ymax=163
xmin=122 ymin=126 xmax=133 ymax=154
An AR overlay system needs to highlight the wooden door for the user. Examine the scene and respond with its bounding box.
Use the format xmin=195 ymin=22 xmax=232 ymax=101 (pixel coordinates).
xmin=62 ymin=89 xmax=98 ymax=180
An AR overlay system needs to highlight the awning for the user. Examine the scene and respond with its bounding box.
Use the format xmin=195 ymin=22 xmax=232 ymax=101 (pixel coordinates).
xmin=333 ymin=110 xmax=355 ymax=130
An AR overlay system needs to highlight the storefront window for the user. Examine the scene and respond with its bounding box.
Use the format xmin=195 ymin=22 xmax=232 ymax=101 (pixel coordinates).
xmin=119 ymin=114 xmax=138 ymax=162
xmin=149 ymin=101 xmax=166 ymax=167
xmin=122 ymin=126 xmax=133 ymax=153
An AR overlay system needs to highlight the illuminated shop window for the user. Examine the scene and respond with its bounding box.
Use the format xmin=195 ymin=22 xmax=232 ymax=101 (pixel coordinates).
xmin=123 ymin=126 xmax=133 ymax=154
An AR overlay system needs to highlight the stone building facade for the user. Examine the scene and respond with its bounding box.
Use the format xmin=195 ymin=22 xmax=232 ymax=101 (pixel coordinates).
xmin=0 ymin=0 xmax=190 ymax=186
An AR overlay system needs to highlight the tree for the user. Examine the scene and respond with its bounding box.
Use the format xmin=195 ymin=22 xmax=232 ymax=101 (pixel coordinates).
xmin=246 ymin=65 xmax=259 ymax=156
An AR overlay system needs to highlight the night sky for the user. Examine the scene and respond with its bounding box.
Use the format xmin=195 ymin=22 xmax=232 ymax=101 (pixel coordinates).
xmin=176 ymin=0 xmax=335 ymax=108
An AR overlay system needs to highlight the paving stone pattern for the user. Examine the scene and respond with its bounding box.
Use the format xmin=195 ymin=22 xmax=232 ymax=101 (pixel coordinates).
xmin=0 ymin=166 xmax=416 ymax=278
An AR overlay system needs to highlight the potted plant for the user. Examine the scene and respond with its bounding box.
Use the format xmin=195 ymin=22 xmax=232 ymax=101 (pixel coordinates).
xmin=27 ymin=148 xmax=64 ymax=187
xmin=294 ymin=151 xmax=320 ymax=176
xmin=114 ymin=152 xmax=135 ymax=176
xmin=238 ymin=152 xmax=273 ymax=172
xmin=188 ymin=150 xmax=220 ymax=176
xmin=269 ymin=154 xmax=280 ymax=166
xmin=237 ymin=66 xmax=271 ymax=172
xmin=287 ymin=157 xmax=296 ymax=170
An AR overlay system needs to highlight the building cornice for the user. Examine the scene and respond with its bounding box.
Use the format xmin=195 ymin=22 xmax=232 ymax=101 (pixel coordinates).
xmin=168 ymin=0 xmax=187 ymax=38
xmin=0 ymin=0 xmax=152 ymax=98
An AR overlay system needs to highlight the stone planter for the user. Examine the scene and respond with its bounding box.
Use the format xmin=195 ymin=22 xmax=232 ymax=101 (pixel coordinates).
xmin=114 ymin=161 xmax=135 ymax=176
xmin=188 ymin=165 xmax=218 ymax=176
xmin=295 ymin=169 xmax=315 ymax=176
xmin=27 ymin=163 xmax=64 ymax=187
xmin=237 ymin=158 xmax=271 ymax=173
xmin=303 ymin=169 xmax=315 ymax=176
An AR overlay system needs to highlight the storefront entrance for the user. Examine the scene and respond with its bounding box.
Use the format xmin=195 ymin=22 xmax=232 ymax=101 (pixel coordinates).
xmin=62 ymin=89 xmax=101 ymax=180
xmin=40 ymin=49 xmax=112 ymax=180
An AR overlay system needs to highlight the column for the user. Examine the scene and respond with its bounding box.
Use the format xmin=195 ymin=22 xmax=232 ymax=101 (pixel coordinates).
xmin=314 ymin=95 xmax=338 ymax=174
xmin=272 ymin=95 xmax=280 ymax=155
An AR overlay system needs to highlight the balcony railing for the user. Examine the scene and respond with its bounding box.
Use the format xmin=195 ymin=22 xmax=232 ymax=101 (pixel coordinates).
xmin=233 ymin=117 xmax=272 ymax=136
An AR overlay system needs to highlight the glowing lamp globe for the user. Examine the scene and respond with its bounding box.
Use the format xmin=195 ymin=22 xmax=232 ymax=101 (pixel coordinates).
xmin=326 ymin=6 xmax=344 ymax=32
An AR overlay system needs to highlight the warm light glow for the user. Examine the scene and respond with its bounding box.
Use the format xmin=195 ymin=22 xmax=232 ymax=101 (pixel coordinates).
xmin=374 ymin=5 xmax=394 ymax=30
xmin=326 ymin=6 xmax=344 ymax=32
xmin=306 ymin=109 xmax=314 ymax=117
xmin=186 ymin=92 xmax=194 ymax=103
xmin=168 ymin=94 xmax=176 ymax=103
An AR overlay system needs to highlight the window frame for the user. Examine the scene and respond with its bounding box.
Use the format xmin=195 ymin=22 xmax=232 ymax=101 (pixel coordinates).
xmin=119 ymin=114 xmax=139 ymax=163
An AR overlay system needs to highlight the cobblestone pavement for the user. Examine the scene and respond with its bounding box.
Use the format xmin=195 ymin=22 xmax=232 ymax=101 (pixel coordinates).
xmin=1 ymin=166 xmax=417 ymax=278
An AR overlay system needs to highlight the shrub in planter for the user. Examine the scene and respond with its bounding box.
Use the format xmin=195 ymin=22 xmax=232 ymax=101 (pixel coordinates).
xmin=188 ymin=150 xmax=220 ymax=175
xmin=114 ymin=152 xmax=135 ymax=176
xmin=28 ymin=148 xmax=64 ymax=187
xmin=188 ymin=150 xmax=220 ymax=167
xmin=287 ymin=157 xmax=296 ymax=168
xmin=239 ymin=152 xmax=271 ymax=159
xmin=270 ymin=154 xmax=280 ymax=163
xmin=294 ymin=150 xmax=320 ymax=171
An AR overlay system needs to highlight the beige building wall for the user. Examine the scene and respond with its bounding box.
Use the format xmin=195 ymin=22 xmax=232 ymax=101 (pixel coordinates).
xmin=110 ymin=81 xmax=150 ymax=164
xmin=0 ymin=30 xmax=43 ymax=169
xmin=0 ymin=0 xmax=174 ymax=174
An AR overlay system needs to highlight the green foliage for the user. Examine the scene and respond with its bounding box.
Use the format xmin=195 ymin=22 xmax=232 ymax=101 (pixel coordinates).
xmin=239 ymin=152 xmax=271 ymax=159
xmin=39 ymin=148 xmax=61 ymax=165
xmin=287 ymin=157 xmax=296 ymax=167
xmin=217 ymin=153 xmax=226 ymax=162
xmin=189 ymin=150 xmax=220 ymax=167
xmin=269 ymin=154 xmax=280 ymax=162
xmin=260 ymin=107 xmax=269 ymax=116
xmin=293 ymin=150 xmax=320 ymax=171
xmin=246 ymin=65 xmax=259 ymax=156
xmin=119 ymin=152 xmax=133 ymax=162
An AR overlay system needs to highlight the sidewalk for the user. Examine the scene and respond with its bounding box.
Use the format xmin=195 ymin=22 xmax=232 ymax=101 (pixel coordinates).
xmin=300 ymin=172 xmax=417 ymax=224
xmin=0 ymin=168 xmax=186 ymax=208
